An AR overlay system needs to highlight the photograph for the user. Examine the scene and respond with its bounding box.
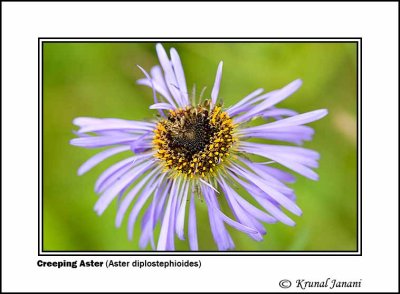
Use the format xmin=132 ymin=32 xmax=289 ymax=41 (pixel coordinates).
xmin=42 ymin=41 xmax=358 ymax=252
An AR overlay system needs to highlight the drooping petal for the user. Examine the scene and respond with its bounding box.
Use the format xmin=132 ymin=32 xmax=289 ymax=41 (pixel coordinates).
xmin=139 ymin=180 xmax=171 ymax=250
xmin=157 ymin=178 xmax=180 ymax=250
xmin=188 ymin=190 xmax=198 ymax=251
xmin=201 ymin=183 xmax=234 ymax=250
xmin=218 ymin=178 xmax=263 ymax=240
xmin=127 ymin=173 xmax=166 ymax=239
xmin=175 ymin=181 xmax=190 ymax=240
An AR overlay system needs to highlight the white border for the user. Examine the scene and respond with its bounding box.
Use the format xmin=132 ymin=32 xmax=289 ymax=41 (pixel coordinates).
xmin=3 ymin=2 xmax=398 ymax=292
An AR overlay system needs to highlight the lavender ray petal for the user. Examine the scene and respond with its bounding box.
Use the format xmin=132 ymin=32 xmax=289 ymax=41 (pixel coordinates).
xmin=116 ymin=168 xmax=161 ymax=227
xmin=226 ymin=88 xmax=264 ymax=116
xmin=139 ymin=180 xmax=168 ymax=249
xmin=170 ymin=48 xmax=189 ymax=105
xmin=137 ymin=65 xmax=165 ymax=117
xmin=238 ymin=143 xmax=319 ymax=179
xmin=252 ymin=163 xmax=296 ymax=183
xmin=95 ymin=153 xmax=151 ymax=193
xmin=75 ymin=120 xmax=155 ymax=134
xmin=127 ymin=173 xmax=165 ymax=239
xmin=77 ymin=146 xmax=130 ymax=176
xmin=201 ymin=184 xmax=233 ymax=250
xmin=211 ymin=61 xmax=223 ymax=107
xmin=188 ymin=191 xmax=198 ymax=251
xmin=229 ymin=172 xmax=296 ymax=226
xmin=175 ymin=181 xmax=189 ymax=240
xmin=218 ymin=178 xmax=263 ymax=240
xmin=94 ymin=159 xmax=155 ymax=215
xmin=137 ymin=78 xmax=176 ymax=108
xmin=262 ymin=108 xmax=298 ymax=118
xmin=235 ymin=79 xmax=303 ymax=123
xmin=166 ymin=179 xmax=181 ymax=250
xmin=240 ymin=109 xmax=328 ymax=133
xmin=157 ymin=178 xmax=180 ymax=251
xmin=238 ymin=157 xmax=294 ymax=194
xmin=150 ymin=65 xmax=173 ymax=103
xmin=155 ymin=43 xmax=183 ymax=107
xmin=229 ymin=163 xmax=302 ymax=216
xmin=154 ymin=181 xmax=172 ymax=226
xmin=70 ymin=135 xmax=141 ymax=148
xmin=149 ymin=102 xmax=174 ymax=110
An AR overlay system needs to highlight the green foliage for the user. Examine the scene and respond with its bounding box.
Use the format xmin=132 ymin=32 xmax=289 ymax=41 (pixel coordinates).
xmin=43 ymin=42 xmax=357 ymax=251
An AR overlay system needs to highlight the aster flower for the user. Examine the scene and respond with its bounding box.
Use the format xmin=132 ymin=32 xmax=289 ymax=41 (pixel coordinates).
xmin=70 ymin=43 xmax=328 ymax=251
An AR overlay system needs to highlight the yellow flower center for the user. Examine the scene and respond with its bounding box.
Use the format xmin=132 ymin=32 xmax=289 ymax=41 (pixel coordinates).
xmin=153 ymin=104 xmax=236 ymax=179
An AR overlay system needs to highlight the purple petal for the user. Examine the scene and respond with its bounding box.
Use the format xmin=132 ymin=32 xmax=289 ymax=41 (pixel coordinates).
xmin=155 ymin=43 xmax=182 ymax=107
xmin=137 ymin=78 xmax=176 ymax=108
xmin=157 ymin=178 xmax=180 ymax=250
xmin=94 ymin=159 xmax=155 ymax=215
xmin=211 ymin=61 xmax=223 ymax=107
xmin=235 ymin=79 xmax=303 ymax=123
xmin=137 ymin=65 xmax=165 ymax=117
xmin=188 ymin=191 xmax=198 ymax=250
xmin=95 ymin=153 xmax=151 ymax=193
xmin=170 ymin=48 xmax=189 ymax=105
xmin=70 ymin=135 xmax=140 ymax=148
xmin=228 ymin=171 xmax=296 ymax=226
xmin=218 ymin=178 xmax=263 ymax=240
xmin=226 ymin=88 xmax=264 ymax=116
xmin=77 ymin=146 xmax=130 ymax=176
xmin=149 ymin=102 xmax=174 ymax=110
xmin=238 ymin=142 xmax=320 ymax=180
xmin=252 ymin=163 xmax=296 ymax=183
xmin=175 ymin=181 xmax=189 ymax=240
xmin=238 ymin=157 xmax=294 ymax=194
xmin=115 ymin=168 xmax=160 ymax=227
xmin=201 ymin=184 xmax=234 ymax=250
xmin=241 ymin=109 xmax=328 ymax=133
xmin=139 ymin=180 xmax=171 ymax=249
xmin=262 ymin=108 xmax=298 ymax=118
xmin=75 ymin=118 xmax=155 ymax=133
xmin=150 ymin=66 xmax=173 ymax=102
xmin=229 ymin=163 xmax=302 ymax=216
xmin=126 ymin=173 xmax=165 ymax=239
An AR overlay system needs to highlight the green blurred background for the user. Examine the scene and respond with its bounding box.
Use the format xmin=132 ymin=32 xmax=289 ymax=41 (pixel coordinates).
xmin=43 ymin=42 xmax=357 ymax=251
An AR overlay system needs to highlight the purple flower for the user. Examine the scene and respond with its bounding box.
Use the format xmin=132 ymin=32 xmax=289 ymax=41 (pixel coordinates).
xmin=70 ymin=43 xmax=328 ymax=251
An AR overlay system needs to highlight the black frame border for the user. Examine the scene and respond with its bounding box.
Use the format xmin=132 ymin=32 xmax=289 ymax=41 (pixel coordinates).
xmin=38 ymin=37 xmax=362 ymax=256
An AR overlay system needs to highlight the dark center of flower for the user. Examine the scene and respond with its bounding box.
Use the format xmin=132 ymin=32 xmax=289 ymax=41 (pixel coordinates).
xmin=153 ymin=104 xmax=236 ymax=179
